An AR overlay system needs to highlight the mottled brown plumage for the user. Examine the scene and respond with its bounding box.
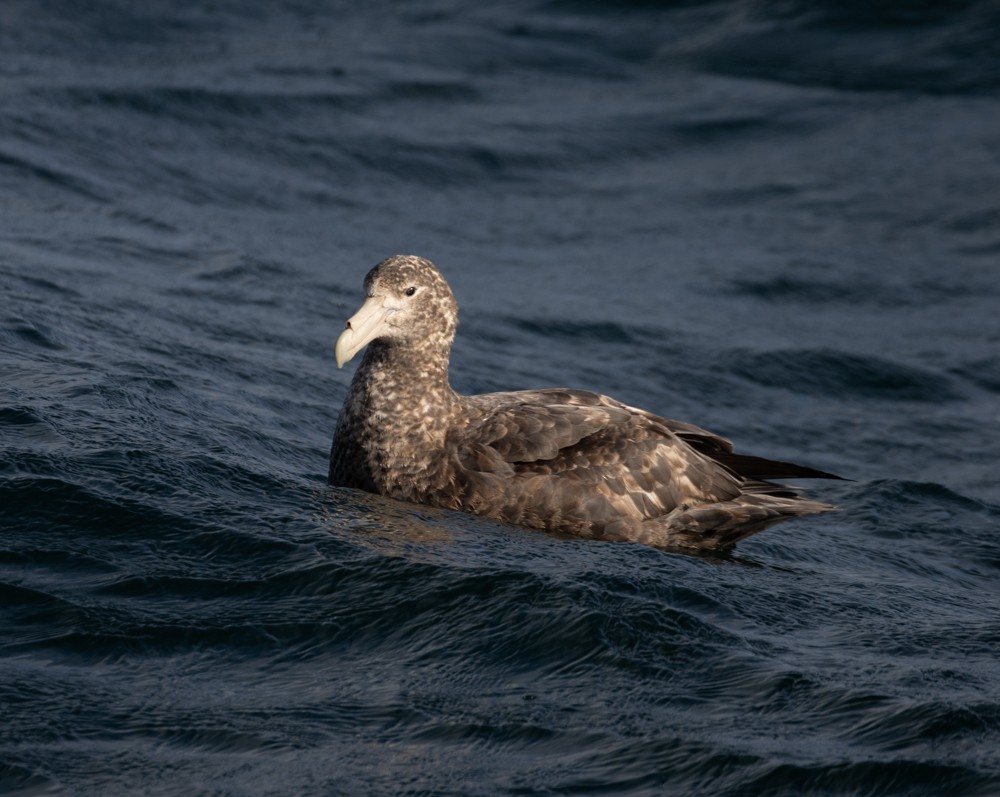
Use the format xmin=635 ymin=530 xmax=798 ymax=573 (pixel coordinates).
xmin=329 ymin=255 xmax=840 ymax=551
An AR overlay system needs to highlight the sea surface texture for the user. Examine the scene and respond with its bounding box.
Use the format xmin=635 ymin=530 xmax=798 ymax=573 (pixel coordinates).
xmin=2 ymin=1 xmax=999 ymax=795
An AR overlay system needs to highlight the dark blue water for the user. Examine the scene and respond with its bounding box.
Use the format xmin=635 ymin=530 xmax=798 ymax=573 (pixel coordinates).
xmin=3 ymin=1 xmax=1000 ymax=794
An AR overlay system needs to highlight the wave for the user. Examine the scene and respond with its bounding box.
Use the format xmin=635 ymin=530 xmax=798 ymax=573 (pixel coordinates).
xmin=656 ymin=0 xmax=1000 ymax=94
xmin=722 ymin=347 xmax=962 ymax=401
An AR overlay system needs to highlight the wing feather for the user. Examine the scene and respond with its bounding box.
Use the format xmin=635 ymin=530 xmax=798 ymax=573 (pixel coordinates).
xmin=469 ymin=401 xmax=627 ymax=462
xmin=463 ymin=391 xmax=745 ymax=517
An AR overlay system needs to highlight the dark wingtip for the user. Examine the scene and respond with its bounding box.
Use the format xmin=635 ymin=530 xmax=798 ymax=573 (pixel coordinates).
xmin=711 ymin=453 xmax=847 ymax=482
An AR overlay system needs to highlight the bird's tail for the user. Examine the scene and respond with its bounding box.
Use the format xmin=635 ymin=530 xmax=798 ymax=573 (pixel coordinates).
xmin=653 ymin=493 xmax=836 ymax=551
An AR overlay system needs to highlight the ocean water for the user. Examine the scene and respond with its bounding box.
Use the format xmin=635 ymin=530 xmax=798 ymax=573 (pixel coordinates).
xmin=2 ymin=1 xmax=1000 ymax=794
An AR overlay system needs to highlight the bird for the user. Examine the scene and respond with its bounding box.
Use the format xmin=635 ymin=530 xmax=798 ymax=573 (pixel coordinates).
xmin=328 ymin=255 xmax=840 ymax=551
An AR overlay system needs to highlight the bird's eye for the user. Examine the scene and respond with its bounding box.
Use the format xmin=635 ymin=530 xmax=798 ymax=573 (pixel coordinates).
xmin=404 ymin=286 xmax=417 ymax=297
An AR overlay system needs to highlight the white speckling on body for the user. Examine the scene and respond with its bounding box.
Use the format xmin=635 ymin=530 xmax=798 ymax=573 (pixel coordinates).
xmin=329 ymin=255 xmax=838 ymax=551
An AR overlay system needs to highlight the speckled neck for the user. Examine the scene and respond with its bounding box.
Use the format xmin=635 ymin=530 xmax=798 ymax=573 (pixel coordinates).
xmin=329 ymin=338 xmax=464 ymax=497
xmin=354 ymin=339 xmax=459 ymax=428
